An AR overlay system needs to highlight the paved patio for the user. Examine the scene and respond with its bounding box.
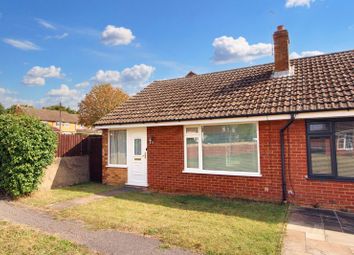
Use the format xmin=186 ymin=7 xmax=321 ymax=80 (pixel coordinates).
xmin=282 ymin=206 xmax=354 ymax=255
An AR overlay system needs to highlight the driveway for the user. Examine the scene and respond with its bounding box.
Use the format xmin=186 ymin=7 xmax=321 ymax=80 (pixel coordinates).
xmin=282 ymin=206 xmax=354 ymax=255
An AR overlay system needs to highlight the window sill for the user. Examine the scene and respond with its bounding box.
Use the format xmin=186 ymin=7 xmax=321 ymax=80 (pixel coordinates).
xmin=106 ymin=164 xmax=127 ymax=168
xmin=307 ymin=176 xmax=354 ymax=182
xmin=183 ymin=169 xmax=262 ymax=177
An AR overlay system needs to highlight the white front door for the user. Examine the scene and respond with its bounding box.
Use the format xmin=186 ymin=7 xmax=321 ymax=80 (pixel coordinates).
xmin=127 ymin=127 xmax=148 ymax=187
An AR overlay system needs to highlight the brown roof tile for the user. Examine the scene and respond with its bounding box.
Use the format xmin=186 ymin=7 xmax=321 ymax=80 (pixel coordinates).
xmin=95 ymin=50 xmax=354 ymax=126
xmin=18 ymin=106 xmax=79 ymax=123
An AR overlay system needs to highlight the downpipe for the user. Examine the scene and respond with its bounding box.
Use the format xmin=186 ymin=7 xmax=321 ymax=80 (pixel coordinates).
xmin=280 ymin=113 xmax=296 ymax=203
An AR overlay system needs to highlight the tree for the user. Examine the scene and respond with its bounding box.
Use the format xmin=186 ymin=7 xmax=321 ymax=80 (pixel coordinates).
xmin=43 ymin=105 xmax=77 ymax=114
xmin=6 ymin=104 xmax=33 ymax=114
xmin=0 ymin=115 xmax=57 ymax=197
xmin=78 ymin=84 xmax=129 ymax=126
xmin=0 ymin=103 xmax=5 ymax=114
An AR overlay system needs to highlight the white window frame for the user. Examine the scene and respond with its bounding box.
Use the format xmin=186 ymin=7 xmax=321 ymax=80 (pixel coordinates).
xmin=183 ymin=122 xmax=261 ymax=177
xmin=107 ymin=129 xmax=128 ymax=168
xmin=337 ymin=133 xmax=353 ymax=151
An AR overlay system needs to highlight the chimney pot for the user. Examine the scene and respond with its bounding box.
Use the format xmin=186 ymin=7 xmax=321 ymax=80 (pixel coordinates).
xmin=273 ymin=25 xmax=290 ymax=73
xmin=277 ymin=25 xmax=284 ymax=31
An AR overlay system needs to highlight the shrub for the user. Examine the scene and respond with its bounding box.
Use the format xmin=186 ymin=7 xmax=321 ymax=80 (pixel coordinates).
xmin=0 ymin=114 xmax=57 ymax=197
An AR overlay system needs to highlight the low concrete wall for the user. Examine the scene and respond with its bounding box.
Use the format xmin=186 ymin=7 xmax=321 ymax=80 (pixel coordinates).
xmin=39 ymin=156 xmax=90 ymax=190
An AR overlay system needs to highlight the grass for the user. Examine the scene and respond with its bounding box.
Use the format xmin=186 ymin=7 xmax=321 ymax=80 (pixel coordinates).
xmin=19 ymin=182 xmax=119 ymax=208
xmin=0 ymin=221 xmax=93 ymax=255
xmin=59 ymin=191 xmax=287 ymax=255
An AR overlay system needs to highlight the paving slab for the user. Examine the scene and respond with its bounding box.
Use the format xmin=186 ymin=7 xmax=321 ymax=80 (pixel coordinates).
xmin=282 ymin=206 xmax=354 ymax=255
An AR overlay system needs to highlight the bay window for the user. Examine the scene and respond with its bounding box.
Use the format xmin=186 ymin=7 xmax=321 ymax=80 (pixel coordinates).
xmin=307 ymin=119 xmax=354 ymax=180
xmin=184 ymin=123 xmax=260 ymax=176
xmin=109 ymin=130 xmax=127 ymax=166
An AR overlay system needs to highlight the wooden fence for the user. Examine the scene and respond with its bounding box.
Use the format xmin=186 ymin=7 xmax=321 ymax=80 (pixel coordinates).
xmin=56 ymin=134 xmax=89 ymax=157
xmin=56 ymin=133 xmax=103 ymax=183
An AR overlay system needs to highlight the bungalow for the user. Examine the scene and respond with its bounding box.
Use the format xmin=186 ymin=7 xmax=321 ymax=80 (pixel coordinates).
xmin=95 ymin=26 xmax=354 ymax=212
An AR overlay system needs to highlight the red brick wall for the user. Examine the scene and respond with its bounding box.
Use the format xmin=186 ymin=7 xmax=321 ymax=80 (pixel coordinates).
xmin=147 ymin=120 xmax=354 ymax=211
xmin=102 ymin=129 xmax=127 ymax=185
xmin=283 ymin=121 xmax=354 ymax=212
xmin=147 ymin=124 xmax=283 ymax=202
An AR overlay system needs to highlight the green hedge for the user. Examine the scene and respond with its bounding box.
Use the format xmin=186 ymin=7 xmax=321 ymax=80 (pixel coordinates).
xmin=0 ymin=114 xmax=57 ymax=197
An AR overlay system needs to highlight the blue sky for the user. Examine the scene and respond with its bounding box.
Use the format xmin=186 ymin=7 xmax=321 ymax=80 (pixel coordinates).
xmin=0 ymin=0 xmax=353 ymax=109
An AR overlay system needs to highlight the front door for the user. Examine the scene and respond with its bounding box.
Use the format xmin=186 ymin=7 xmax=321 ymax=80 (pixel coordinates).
xmin=127 ymin=127 xmax=148 ymax=187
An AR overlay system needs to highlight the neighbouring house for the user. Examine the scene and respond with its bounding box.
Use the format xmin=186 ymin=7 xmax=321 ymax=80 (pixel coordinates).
xmin=15 ymin=105 xmax=85 ymax=134
xmin=95 ymin=26 xmax=354 ymax=212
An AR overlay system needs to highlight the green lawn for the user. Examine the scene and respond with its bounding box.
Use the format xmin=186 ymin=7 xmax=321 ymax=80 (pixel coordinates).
xmin=19 ymin=182 xmax=119 ymax=208
xmin=59 ymin=191 xmax=287 ymax=255
xmin=0 ymin=221 xmax=93 ymax=255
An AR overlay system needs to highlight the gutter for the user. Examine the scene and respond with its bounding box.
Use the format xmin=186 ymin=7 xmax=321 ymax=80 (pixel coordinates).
xmin=280 ymin=113 xmax=296 ymax=203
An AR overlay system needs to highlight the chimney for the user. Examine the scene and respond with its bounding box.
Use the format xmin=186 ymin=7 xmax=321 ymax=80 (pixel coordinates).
xmin=185 ymin=71 xmax=197 ymax=78
xmin=273 ymin=25 xmax=290 ymax=73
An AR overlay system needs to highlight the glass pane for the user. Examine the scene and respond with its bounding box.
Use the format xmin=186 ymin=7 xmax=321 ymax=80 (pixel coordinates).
xmin=134 ymin=139 xmax=142 ymax=155
xmin=109 ymin=130 xmax=126 ymax=165
xmin=186 ymin=127 xmax=198 ymax=134
xmin=335 ymin=121 xmax=354 ymax=177
xmin=309 ymin=137 xmax=332 ymax=175
xmin=202 ymin=124 xmax=258 ymax=172
xmin=186 ymin=137 xmax=199 ymax=168
xmin=309 ymin=123 xmax=330 ymax=132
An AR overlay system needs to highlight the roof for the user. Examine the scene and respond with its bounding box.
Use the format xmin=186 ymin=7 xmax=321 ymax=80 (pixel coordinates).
xmin=96 ymin=50 xmax=354 ymax=126
xmin=18 ymin=106 xmax=79 ymax=123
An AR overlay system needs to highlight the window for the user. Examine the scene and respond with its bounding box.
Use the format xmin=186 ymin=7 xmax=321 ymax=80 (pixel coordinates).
xmin=307 ymin=119 xmax=354 ymax=180
xmin=109 ymin=130 xmax=127 ymax=165
xmin=134 ymin=138 xmax=142 ymax=155
xmin=184 ymin=123 xmax=260 ymax=176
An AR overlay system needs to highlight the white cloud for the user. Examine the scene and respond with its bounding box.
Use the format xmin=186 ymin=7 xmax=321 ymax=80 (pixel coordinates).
xmin=101 ymin=25 xmax=135 ymax=46
xmin=93 ymin=70 xmax=121 ymax=85
xmin=285 ymin=0 xmax=314 ymax=8
xmin=212 ymin=36 xmax=272 ymax=64
xmin=0 ymin=85 xmax=82 ymax=110
xmin=0 ymin=87 xmax=8 ymax=94
xmin=92 ymin=64 xmax=155 ymax=93
xmin=75 ymin=81 xmax=89 ymax=89
xmin=45 ymin=33 xmax=68 ymax=40
xmin=46 ymin=84 xmax=83 ymax=109
xmin=48 ymin=84 xmax=78 ymax=97
xmin=120 ymin=64 xmax=155 ymax=86
xmin=290 ymin=50 xmax=324 ymax=59
xmin=0 ymin=87 xmax=34 ymax=108
xmin=3 ymin=38 xmax=40 ymax=51
xmin=36 ymin=18 xmax=56 ymax=29
xmin=23 ymin=65 xmax=63 ymax=86
xmin=0 ymin=87 xmax=15 ymax=95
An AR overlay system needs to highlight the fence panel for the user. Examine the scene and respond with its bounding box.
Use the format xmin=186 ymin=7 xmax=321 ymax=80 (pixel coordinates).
xmin=56 ymin=133 xmax=102 ymax=182
xmin=56 ymin=134 xmax=89 ymax=157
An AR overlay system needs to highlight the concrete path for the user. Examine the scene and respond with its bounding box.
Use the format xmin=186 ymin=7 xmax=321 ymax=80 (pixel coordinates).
xmin=282 ymin=206 xmax=354 ymax=255
xmin=0 ymin=200 xmax=193 ymax=255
